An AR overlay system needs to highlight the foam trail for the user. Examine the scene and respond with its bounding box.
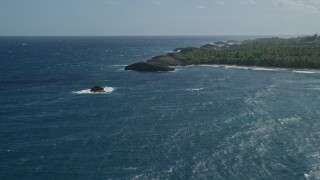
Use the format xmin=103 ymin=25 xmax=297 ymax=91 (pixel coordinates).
xmin=293 ymin=70 xmax=317 ymax=74
xmin=225 ymin=65 xmax=249 ymax=70
xmin=199 ymin=64 xmax=222 ymax=68
xmin=250 ymin=67 xmax=286 ymax=71
xmin=72 ymin=86 xmax=115 ymax=94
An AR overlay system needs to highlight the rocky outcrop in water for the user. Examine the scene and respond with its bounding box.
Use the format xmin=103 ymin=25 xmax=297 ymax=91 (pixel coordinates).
xmin=90 ymin=86 xmax=105 ymax=92
xmin=124 ymin=61 xmax=175 ymax=72
xmin=124 ymin=47 xmax=197 ymax=72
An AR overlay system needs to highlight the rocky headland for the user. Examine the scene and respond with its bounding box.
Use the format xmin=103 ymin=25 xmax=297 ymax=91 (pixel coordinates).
xmin=125 ymin=35 xmax=320 ymax=72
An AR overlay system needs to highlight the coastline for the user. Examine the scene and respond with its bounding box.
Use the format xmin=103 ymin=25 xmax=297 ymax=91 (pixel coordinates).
xmin=179 ymin=64 xmax=320 ymax=73
xmin=124 ymin=35 xmax=320 ymax=72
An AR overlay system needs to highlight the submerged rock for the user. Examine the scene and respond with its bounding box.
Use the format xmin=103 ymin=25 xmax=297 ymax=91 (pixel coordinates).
xmin=90 ymin=86 xmax=105 ymax=93
xmin=124 ymin=61 xmax=175 ymax=72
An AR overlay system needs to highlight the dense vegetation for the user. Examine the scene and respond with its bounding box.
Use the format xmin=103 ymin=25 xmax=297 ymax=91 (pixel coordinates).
xmin=181 ymin=34 xmax=320 ymax=69
xmin=126 ymin=35 xmax=320 ymax=72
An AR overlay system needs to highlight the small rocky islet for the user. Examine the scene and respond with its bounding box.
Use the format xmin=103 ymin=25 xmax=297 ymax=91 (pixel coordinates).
xmin=124 ymin=34 xmax=320 ymax=72
xmin=90 ymin=86 xmax=105 ymax=93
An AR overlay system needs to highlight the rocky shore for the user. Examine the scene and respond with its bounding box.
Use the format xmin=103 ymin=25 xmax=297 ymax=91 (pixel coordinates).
xmin=124 ymin=35 xmax=320 ymax=72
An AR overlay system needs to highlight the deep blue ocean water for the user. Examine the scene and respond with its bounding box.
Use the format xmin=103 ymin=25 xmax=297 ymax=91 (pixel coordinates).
xmin=1 ymin=36 xmax=320 ymax=179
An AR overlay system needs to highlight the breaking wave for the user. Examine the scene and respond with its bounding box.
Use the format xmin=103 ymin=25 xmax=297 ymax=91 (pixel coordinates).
xmin=250 ymin=67 xmax=287 ymax=71
xmin=72 ymin=86 xmax=115 ymax=94
xmin=292 ymin=70 xmax=319 ymax=74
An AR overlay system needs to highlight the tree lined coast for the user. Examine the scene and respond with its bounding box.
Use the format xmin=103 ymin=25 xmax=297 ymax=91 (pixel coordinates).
xmin=125 ymin=35 xmax=320 ymax=71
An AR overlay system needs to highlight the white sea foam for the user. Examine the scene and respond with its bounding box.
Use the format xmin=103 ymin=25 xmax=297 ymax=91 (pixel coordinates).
xmin=278 ymin=117 xmax=300 ymax=125
xmin=225 ymin=65 xmax=249 ymax=70
xmin=304 ymin=173 xmax=310 ymax=180
xmin=250 ymin=67 xmax=286 ymax=71
xmin=72 ymin=86 xmax=115 ymax=94
xmin=132 ymin=174 xmax=144 ymax=180
xmin=186 ymin=88 xmax=205 ymax=91
xmin=198 ymin=64 xmax=222 ymax=68
xmin=165 ymin=167 xmax=174 ymax=173
xmin=123 ymin=167 xmax=137 ymax=170
xmin=293 ymin=70 xmax=318 ymax=74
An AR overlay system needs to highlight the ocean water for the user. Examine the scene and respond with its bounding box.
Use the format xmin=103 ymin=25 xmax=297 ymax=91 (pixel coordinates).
xmin=1 ymin=36 xmax=320 ymax=180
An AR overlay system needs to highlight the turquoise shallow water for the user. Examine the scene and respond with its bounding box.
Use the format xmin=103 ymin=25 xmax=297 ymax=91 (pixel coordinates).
xmin=1 ymin=36 xmax=320 ymax=179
